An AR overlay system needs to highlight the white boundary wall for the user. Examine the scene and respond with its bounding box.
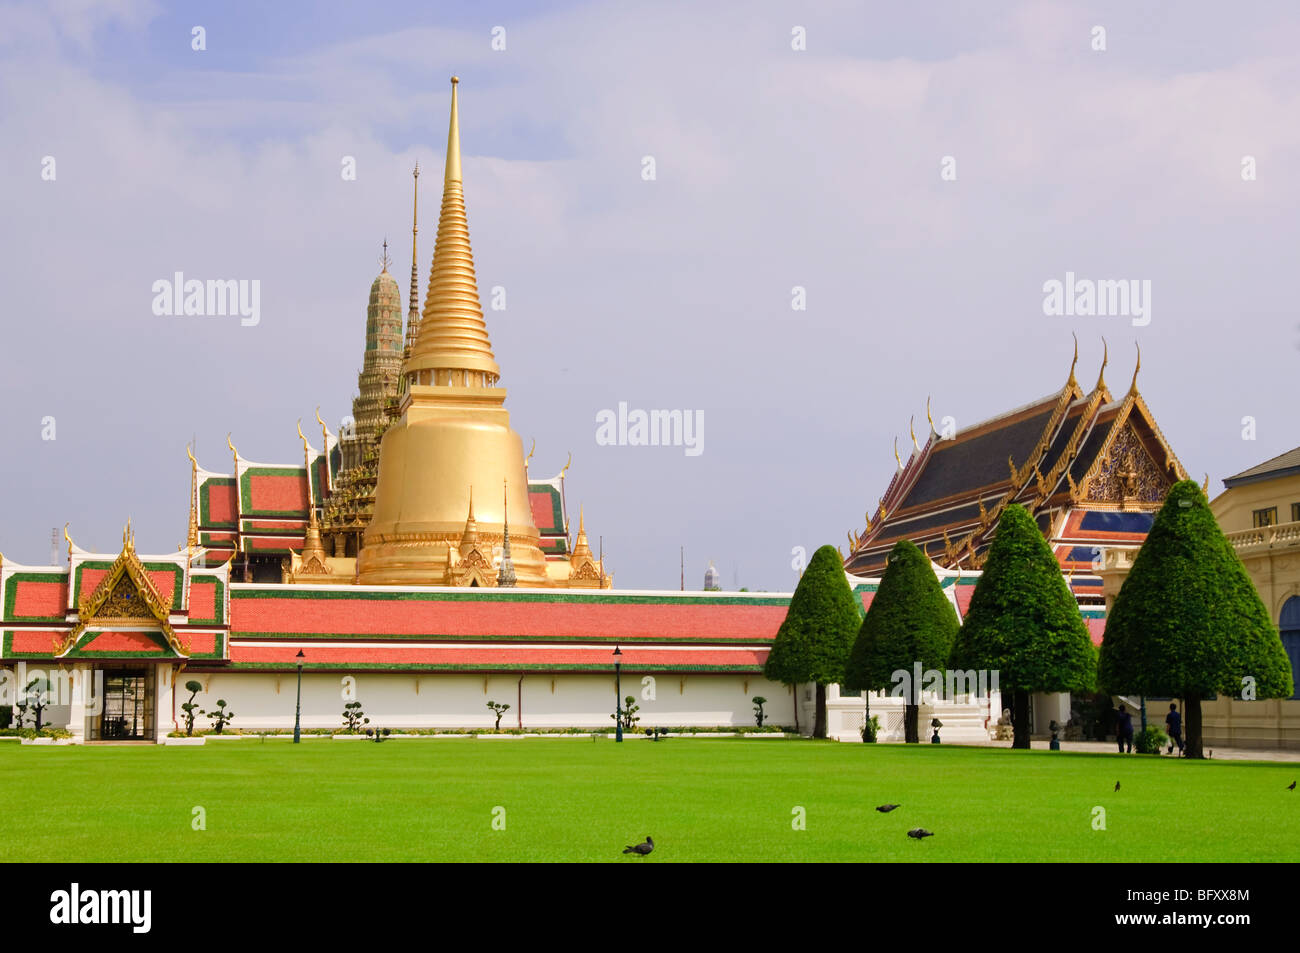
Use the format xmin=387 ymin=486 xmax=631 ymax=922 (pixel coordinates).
xmin=149 ymin=672 xmax=797 ymax=733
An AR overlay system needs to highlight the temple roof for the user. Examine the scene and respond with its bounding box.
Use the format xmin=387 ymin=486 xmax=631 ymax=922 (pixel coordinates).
xmin=895 ymin=395 xmax=1059 ymax=510
xmin=0 ymin=526 xmax=229 ymax=662
xmin=845 ymin=344 xmax=1185 ymax=576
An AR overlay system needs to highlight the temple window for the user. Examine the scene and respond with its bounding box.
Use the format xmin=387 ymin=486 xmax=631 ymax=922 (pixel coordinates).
xmin=1253 ymin=507 xmax=1277 ymax=528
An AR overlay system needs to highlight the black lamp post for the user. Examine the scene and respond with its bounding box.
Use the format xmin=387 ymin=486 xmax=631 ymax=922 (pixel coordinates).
xmin=613 ymin=645 xmax=623 ymax=743
xmin=293 ymin=649 xmax=304 ymax=744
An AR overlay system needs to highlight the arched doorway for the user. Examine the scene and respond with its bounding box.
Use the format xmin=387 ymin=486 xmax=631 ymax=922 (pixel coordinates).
xmin=1280 ymin=597 xmax=1300 ymax=700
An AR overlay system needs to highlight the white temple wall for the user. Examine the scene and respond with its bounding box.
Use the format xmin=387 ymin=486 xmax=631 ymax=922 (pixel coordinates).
xmin=166 ymin=672 xmax=796 ymax=732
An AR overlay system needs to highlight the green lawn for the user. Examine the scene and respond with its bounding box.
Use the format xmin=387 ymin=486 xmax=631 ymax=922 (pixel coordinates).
xmin=2 ymin=739 xmax=1295 ymax=861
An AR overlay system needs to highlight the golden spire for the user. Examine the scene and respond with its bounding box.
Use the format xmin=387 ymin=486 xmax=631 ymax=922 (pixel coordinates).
xmin=406 ymin=162 xmax=421 ymax=355
xmin=227 ymin=433 xmax=239 ymax=472
xmin=893 ymin=437 xmax=903 ymax=470
xmin=298 ymin=422 xmax=319 ymax=522
xmin=186 ymin=443 xmax=199 ymax=552
xmin=909 ymin=415 xmax=919 ymax=452
xmin=296 ymin=420 xmax=328 ymax=568
xmin=1068 ymin=332 xmax=1079 ymax=389
xmin=459 ymin=487 xmax=479 ymax=552
xmin=313 ymin=407 xmax=333 ymax=499
xmin=572 ymin=505 xmax=592 ymax=557
xmin=926 ymin=396 xmax=936 ymax=437
xmin=406 ymin=77 xmax=500 ymax=386
xmin=296 ymin=419 xmax=315 ymax=505
xmin=1095 ymin=337 xmax=1108 ymax=392
xmin=1129 ymin=341 xmax=1141 ymax=394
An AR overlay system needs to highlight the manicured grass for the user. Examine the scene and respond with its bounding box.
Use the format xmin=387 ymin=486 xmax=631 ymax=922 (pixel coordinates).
xmin=2 ymin=739 xmax=1295 ymax=861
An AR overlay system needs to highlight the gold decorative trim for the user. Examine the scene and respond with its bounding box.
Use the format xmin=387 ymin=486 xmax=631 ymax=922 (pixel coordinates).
xmin=56 ymin=522 xmax=189 ymax=658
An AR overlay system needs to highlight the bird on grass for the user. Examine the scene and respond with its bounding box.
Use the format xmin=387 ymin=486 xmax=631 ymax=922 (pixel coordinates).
xmin=1114 ymin=781 xmax=1121 ymax=792
xmin=875 ymin=804 xmax=900 ymax=813
xmin=623 ymin=836 xmax=654 ymax=856
xmin=1288 ymin=781 xmax=1296 ymax=791
xmin=907 ymin=828 xmax=934 ymax=839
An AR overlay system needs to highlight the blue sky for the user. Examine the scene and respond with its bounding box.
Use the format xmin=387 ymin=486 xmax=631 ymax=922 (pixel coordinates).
xmin=2 ymin=0 xmax=1299 ymax=589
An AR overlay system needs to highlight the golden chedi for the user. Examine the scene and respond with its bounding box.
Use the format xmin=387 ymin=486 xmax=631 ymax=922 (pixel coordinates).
xmin=357 ymin=78 xmax=549 ymax=587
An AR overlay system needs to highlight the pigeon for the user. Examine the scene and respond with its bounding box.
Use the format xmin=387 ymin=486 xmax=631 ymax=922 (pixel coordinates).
xmin=1288 ymin=781 xmax=1296 ymax=791
xmin=623 ymin=836 xmax=654 ymax=856
xmin=875 ymin=804 xmax=901 ymax=813
xmin=1114 ymin=782 xmax=1121 ymax=792
xmin=907 ymin=828 xmax=934 ymax=839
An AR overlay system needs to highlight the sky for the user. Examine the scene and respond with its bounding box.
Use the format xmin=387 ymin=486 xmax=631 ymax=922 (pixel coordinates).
xmin=1 ymin=0 xmax=1298 ymax=591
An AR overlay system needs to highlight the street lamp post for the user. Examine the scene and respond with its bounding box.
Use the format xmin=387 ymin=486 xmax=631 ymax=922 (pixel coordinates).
xmin=293 ymin=649 xmax=305 ymax=744
xmin=613 ymin=645 xmax=623 ymax=743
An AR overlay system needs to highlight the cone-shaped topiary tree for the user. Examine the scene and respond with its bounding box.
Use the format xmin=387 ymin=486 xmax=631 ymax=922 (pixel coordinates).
xmin=845 ymin=540 xmax=959 ymax=743
xmin=949 ymin=503 xmax=1097 ymax=748
xmin=765 ymin=544 xmax=861 ymax=738
xmin=1099 ymin=480 xmax=1293 ymax=758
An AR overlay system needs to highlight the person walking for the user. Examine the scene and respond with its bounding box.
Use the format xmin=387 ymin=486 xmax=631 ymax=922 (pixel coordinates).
xmin=1116 ymin=703 xmax=1134 ymax=754
xmin=1164 ymin=702 xmax=1184 ymax=756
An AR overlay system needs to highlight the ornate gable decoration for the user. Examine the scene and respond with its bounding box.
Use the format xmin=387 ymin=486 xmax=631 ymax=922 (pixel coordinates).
xmin=447 ymin=547 xmax=497 ymax=588
xmin=55 ymin=523 xmax=188 ymax=657
xmin=1082 ymin=422 xmax=1170 ymax=508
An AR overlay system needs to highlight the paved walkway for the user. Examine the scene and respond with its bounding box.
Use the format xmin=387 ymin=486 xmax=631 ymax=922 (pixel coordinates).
xmin=967 ymin=739 xmax=1300 ymax=762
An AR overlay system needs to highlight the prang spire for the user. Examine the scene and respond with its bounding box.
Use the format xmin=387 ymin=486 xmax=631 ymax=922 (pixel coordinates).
xmin=404 ymin=77 xmax=500 ymax=389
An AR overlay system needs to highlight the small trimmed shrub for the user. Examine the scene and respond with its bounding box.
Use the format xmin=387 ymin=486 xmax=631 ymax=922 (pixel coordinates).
xmin=613 ymin=696 xmax=640 ymax=731
xmin=24 ymin=677 xmax=50 ymax=731
xmin=861 ymin=714 xmax=880 ymax=743
xmin=341 ymin=702 xmax=369 ymax=734
xmin=181 ymin=680 xmax=203 ymax=737
xmin=206 ymin=699 xmax=234 ymax=734
xmin=752 ymin=696 xmax=767 ymax=727
xmin=486 ymin=700 xmax=511 ymax=731
xmin=1135 ymin=725 xmax=1168 ymax=754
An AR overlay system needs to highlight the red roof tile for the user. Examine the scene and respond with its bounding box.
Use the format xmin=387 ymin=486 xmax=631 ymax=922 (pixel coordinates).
xmin=231 ymin=595 xmax=787 ymax=642
xmin=228 ymin=643 xmax=767 ymax=669
xmin=11 ymin=580 xmax=67 ymax=618
xmin=1085 ymin=618 xmax=1105 ymax=647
